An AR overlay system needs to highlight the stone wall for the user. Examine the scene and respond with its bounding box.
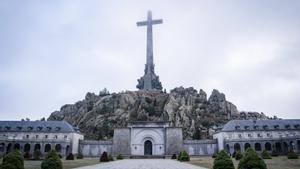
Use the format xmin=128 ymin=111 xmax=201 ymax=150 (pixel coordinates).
xmin=166 ymin=127 xmax=183 ymax=155
xmin=79 ymin=140 xmax=112 ymax=157
xmin=183 ymin=139 xmax=218 ymax=155
xmin=112 ymin=128 xmax=131 ymax=155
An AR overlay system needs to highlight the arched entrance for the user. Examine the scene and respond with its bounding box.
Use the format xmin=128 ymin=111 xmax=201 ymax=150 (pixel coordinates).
xmin=144 ymin=140 xmax=152 ymax=155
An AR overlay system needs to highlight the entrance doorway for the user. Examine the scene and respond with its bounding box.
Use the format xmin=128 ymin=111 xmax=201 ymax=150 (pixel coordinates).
xmin=144 ymin=140 xmax=152 ymax=155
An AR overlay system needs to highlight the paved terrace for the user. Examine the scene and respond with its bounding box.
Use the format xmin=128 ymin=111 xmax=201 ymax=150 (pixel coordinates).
xmin=74 ymin=159 xmax=206 ymax=169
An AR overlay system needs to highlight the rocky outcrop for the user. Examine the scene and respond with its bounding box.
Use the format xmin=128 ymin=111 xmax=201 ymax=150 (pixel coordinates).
xmin=48 ymin=87 xmax=268 ymax=140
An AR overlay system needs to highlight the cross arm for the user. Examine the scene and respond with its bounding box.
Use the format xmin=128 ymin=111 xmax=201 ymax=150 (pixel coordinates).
xmin=137 ymin=19 xmax=163 ymax=26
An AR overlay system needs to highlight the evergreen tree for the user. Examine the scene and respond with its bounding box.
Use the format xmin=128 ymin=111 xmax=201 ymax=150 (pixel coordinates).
xmin=261 ymin=150 xmax=271 ymax=159
xmin=1 ymin=150 xmax=24 ymax=169
xmin=41 ymin=150 xmax=63 ymax=169
xmin=238 ymin=148 xmax=267 ymax=169
xmin=213 ymin=150 xmax=235 ymax=169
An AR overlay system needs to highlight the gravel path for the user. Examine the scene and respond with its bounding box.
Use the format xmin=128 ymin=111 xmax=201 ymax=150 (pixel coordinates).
xmin=73 ymin=159 xmax=206 ymax=169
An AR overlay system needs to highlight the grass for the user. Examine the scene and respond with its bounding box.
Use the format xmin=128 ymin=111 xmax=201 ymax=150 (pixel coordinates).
xmin=188 ymin=156 xmax=300 ymax=169
xmin=24 ymin=158 xmax=100 ymax=169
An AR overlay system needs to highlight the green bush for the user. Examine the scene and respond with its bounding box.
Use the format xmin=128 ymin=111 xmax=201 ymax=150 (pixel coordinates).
xmin=100 ymin=151 xmax=108 ymax=162
xmin=33 ymin=149 xmax=42 ymax=160
xmin=261 ymin=150 xmax=272 ymax=159
xmin=213 ymin=150 xmax=234 ymax=169
xmin=66 ymin=153 xmax=74 ymax=160
xmin=271 ymin=150 xmax=278 ymax=157
xmin=116 ymin=154 xmax=123 ymax=160
xmin=1 ymin=150 xmax=24 ymax=169
xmin=238 ymin=148 xmax=267 ymax=169
xmin=108 ymin=154 xmax=114 ymax=161
xmin=77 ymin=152 xmax=84 ymax=159
xmin=41 ymin=150 xmax=62 ymax=169
xmin=177 ymin=150 xmax=190 ymax=162
xmin=287 ymin=150 xmax=298 ymax=159
xmin=235 ymin=151 xmax=243 ymax=160
xmin=23 ymin=152 xmax=31 ymax=160
xmin=171 ymin=154 xmax=177 ymax=159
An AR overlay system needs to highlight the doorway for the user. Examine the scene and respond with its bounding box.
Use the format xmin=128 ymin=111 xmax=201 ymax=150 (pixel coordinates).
xmin=144 ymin=140 xmax=152 ymax=155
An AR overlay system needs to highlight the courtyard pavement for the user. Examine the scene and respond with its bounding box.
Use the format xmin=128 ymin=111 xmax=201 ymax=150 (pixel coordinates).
xmin=73 ymin=159 xmax=207 ymax=169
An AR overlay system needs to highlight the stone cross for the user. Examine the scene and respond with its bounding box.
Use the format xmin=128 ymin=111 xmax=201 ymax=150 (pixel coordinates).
xmin=136 ymin=11 xmax=163 ymax=90
xmin=137 ymin=10 xmax=163 ymax=73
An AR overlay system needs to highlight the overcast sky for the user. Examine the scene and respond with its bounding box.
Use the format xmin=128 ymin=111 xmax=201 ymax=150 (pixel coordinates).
xmin=1 ymin=0 xmax=300 ymax=120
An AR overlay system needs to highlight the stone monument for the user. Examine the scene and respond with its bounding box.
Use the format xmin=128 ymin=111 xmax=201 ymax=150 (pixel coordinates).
xmin=136 ymin=11 xmax=163 ymax=90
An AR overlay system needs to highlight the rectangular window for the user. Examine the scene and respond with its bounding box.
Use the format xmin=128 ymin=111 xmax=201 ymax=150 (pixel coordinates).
xmin=45 ymin=135 xmax=48 ymax=139
xmin=36 ymin=135 xmax=39 ymax=139
xmin=54 ymin=135 xmax=58 ymax=139
xmin=26 ymin=135 xmax=29 ymax=139
xmin=238 ymin=134 xmax=242 ymax=138
xmin=248 ymin=134 xmax=252 ymax=138
xmin=64 ymin=135 xmax=67 ymax=139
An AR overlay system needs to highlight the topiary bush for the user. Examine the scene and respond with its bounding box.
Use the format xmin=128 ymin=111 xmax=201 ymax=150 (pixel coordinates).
xmin=100 ymin=151 xmax=109 ymax=162
xmin=77 ymin=152 xmax=84 ymax=159
xmin=171 ymin=154 xmax=177 ymax=159
xmin=108 ymin=154 xmax=114 ymax=161
xmin=41 ymin=150 xmax=63 ymax=169
xmin=213 ymin=150 xmax=234 ymax=169
xmin=238 ymin=148 xmax=267 ymax=169
xmin=116 ymin=154 xmax=123 ymax=160
xmin=66 ymin=153 xmax=74 ymax=160
xmin=177 ymin=150 xmax=190 ymax=162
xmin=1 ymin=150 xmax=24 ymax=169
xmin=235 ymin=151 xmax=243 ymax=160
xmin=261 ymin=150 xmax=272 ymax=159
xmin=33 ymin=149 xmax=42 ymax=160
xmin=287 ymin=150 xmax=298 ymax=159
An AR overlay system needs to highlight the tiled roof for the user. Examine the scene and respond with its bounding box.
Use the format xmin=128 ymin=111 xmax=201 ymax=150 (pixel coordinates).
xmin=222 ymin=119 xmax=300 ymax=132
xmin=0 ymin=121 xmax=78 ymax=133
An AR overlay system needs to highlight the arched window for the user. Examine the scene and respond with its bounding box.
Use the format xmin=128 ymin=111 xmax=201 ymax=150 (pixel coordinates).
xmin=255 ymin=143 xmax=262 ymax=151
xmin=275 ymin=142 xmax=282 ymax=153
xmin=297 ymin=140 xmax=300 ymax=150
xmin=265 ymin=142 xmax=272 ymax=151
xmin=55 ymin=144 xmax=62 ymax=153
xmin=0 ymin=143 xmax=5 ymax=152
xmin=34 ymin=144 xmax=41 ymax=150
xmin=44 ymin=144 xmax=51 ymax=153
xmin=283 ymin=142 xmax=288 ymax=154
xmin=24 ymin=143 xmax=31 ymax=153
xmin=234 ymin=143 xmax=241 ymax=152
xmin=14 ymin=143 xmax=20 ymax=150
xmin=225 ymin=144 xmax=230 ymax=154
xmin=65 ymin=145 xmax=70 ymax=155
xmin=244 ymin=143 xmax=251 ymax=151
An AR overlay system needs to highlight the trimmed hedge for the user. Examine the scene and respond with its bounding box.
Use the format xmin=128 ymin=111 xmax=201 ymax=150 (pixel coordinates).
xmin=177 ymin=150 xmax=190 ymax=162
xmin=116 ymin=154 xmax=123 ymax=160
xmin=100 ymin=151 xmax=109 ymax=162
xmin=287 ymin=150 xmax=298 ymax=159
xmin=261 ymin=150 xmax=272 ymax=159
xmin=238 ymin=148 xmax=267 ymax=169
xmin=41 ymin=150 xmax=63 ymax=169
xmin=213 ymin=150 xmax=234 ymax=169
xmin=1 ymin=150 xmax=24 ymax=169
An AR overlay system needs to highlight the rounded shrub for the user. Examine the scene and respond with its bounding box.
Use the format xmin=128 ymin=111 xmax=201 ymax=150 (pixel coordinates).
xmin=41 ymin=150 xmax=63 ymax=169
xmin=235 ymin=151 xmax=243 ymax=160
xmin=287 ymin=150 xmax=298 ymax=159
xmin=33 ymin=149 xmax=42 ymax=160
xmin=100 ymin=151 xmax=109 ymax=162
xmin=77 ymin=152 xmax=84 ymax=159
xmin=171 ymin=154 xmax=177 ymax=159
xmin=238 ymin=148 xmax=267 ymax=169
xmin=177 ymin=150 xmax=190 ymax=162
xmin=213 ymin=150 xmax=234 ymax=169
xmin=66 ymin=153 xmax=74 ymax=160
xmin=116 ymin=154 xmax=123 ymax=160
xmin=1 ymin=150 xmax=24 ymax=169
xmin=261 ymin=150 xmax=272 ymax=159
xmin=108 ymin=154 xmax=114 ymax=161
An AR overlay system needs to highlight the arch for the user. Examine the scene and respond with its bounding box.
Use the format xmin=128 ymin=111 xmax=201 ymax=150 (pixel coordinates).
xmin=44 ymin=144 xmax=51 ymax=153
xmin=6 ymin=143 xmax=12 ymax=154
xmin=55 ymin=144 xmax=62 ymax=153
xmin=234 ymin=143 xmax=241 ymax=152
xmin=0 ymin=143 xmax=4 ymax=152
xmin=289 ymin=141 xmax=295 ymax=150
xmin=265 ymin=142 xmax=272 ymax=151
xmin=225 ymin=144 xmax=230 ymax=153
xmin=24 ymin=143 xmax=30 ymax=153
xmin=14 ymin=143 xmax=20 ymax=150
xmin=283 ymin=142 xmax=288 ymax=154
xmin=244 ymin=143 xmax=251 ymax=151
xmin=34 ymin=144 xmax=41 ymax=150
xmin=144 ymin=140 xmax=152 ymax=155
xmin=275 ymin=142 xmax=282 ymax=153
xmin=297 ymin=140 xmax=300 ymax=150
xmin=255 ymin=143 xmax=262 ymax=151
xmin=65 ymin=145 xmax=70 ymax=155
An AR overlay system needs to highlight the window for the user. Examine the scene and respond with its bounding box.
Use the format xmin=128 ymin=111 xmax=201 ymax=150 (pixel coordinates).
xmin=285 ymin=125 xmax=291 ymax=129
xmin=27 ymin=126 xmax=33 ymax=131
xmin=55 ymin=127 xmax=61 ymax=131
xmin=26 ymin=135 xmax=29 ymax=139
xmin=274 ymin=125 xmax=280 ymax=129
xmin=37 ymin=127 xmax=43 ymax=131
xmin=244 ymin=126 xmax=250 ymax=130
xmin=36 ymin=135 xmax=39 ymax=139
xmin=263 ymin=125 xmax=269 ymax=130
xmin=248 ymin=133 xmax=252 ymax=138
xmin=235 ymin=126 xmax=240 ymax=130
xmin=17 ymin=126 xmax=22 ymax=130
xmin=267 ymin=133 xmax=272 ymax=137
xmin=238 ymin=134 xmax=242 ymax=138
xmin=64 ymin=135 xmax=67 ymax=139
xmin=46 ymin=127 xmax=52 ymax=131
xmin=54 ymin=135 xmax=58 ymax=139
xmin=254 ymin=125 xmax=259 ymax=130
xmin=294 ymin=124 xmax=300 ymax=129
xmin=45 ymin=135 xmax=48 ymax=139
xmin=257 ymin=133 xmax=262 ymax=137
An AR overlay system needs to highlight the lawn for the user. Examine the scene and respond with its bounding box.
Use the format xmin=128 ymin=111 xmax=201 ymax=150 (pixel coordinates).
xmin=24 ymin=158 xmax=100 ymax=169
xmin=188 ymin=156 xmax=300 ymax=169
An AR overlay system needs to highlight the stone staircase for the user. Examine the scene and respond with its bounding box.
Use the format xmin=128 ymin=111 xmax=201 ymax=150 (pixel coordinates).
xmin=129 ymin=155 xmax=165 ymax=159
